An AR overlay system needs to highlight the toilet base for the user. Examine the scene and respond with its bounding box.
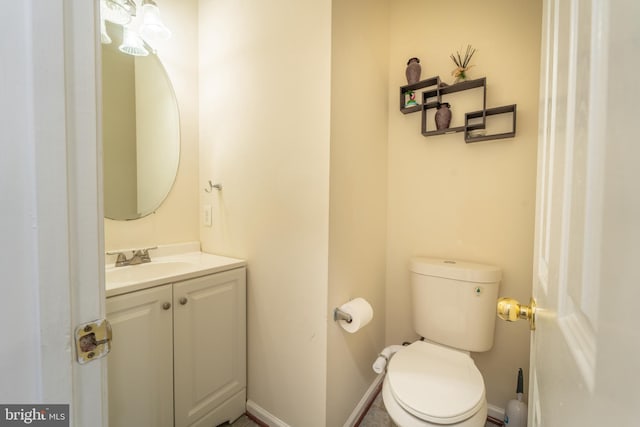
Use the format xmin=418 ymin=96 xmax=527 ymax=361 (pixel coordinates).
xmin=382 ymin=376 xmax=487 ymax=427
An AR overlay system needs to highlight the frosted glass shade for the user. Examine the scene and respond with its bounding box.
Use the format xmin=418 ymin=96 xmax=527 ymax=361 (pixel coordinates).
xmin=100 ymin=19 xmax=112 ymax=44
xmin=140 ymin=3 xmax=171 ymax=42
xmin=100 ymin=0 xmax=133 ymax=26
xmin=119 ymin=28 xmax=149 ymax=57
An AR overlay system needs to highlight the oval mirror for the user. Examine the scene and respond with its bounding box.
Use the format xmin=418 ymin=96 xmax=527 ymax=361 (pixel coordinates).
xmin=101 ymin=25 xmax=180 ymax=220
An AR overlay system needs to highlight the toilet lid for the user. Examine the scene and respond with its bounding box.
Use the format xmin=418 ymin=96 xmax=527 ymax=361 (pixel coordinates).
xmin=386 ymin=341 xmax=485 ymax=424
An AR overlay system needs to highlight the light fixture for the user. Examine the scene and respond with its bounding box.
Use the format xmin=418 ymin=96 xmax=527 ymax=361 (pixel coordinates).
xmin=118 ymin=27 xmax=149 ymax=57
xmin=100 ymin=19 xmax=112 ymax=44
xmin=101 ymin=0 xmax=135 ymax=26
xmin=100 ymin=0 xmax=171 ymax=55
xmin=140 ymin=0 xmax=171 ymax=42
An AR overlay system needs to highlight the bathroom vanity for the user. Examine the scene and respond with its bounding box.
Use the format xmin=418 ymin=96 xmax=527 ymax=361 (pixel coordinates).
xmin=105 ymin=244 xmax=246 ymax=427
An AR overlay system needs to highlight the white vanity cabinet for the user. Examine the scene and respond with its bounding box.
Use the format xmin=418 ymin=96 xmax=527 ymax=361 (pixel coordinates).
xmin=106 ymin=267 xmax=246 ymax=427
xmin=173 ymin=268 xmax=247 ymax=427
xmin=107 ymin=284 xmax=174 ymax=427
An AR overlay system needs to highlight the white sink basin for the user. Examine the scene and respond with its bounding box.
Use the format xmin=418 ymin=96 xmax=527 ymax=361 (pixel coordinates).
xmin=104 ymin=248 xmax=246 ymax=297
xmin=106 ymin=261 xmax=194 ymax=284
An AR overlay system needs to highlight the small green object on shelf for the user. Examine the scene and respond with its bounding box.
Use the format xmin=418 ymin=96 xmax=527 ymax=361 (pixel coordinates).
xmin=405 ymin=90 xmax=418 ymax=107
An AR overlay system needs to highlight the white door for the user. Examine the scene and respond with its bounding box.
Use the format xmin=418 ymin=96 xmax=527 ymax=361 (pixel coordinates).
xmin=42 ymin=1 xmax=108 ymax=425
xmin=530 ymin=0 xmax=640 ymax=425
xmin=0 ymin=0 xmax=106 ymax=425
xmin=66 ymin=1 xmax=109 ymax=424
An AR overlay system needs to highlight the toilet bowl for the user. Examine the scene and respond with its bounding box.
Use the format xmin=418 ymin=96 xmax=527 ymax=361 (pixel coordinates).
xmin=382 ymin=341 xmax=487 ymax=426
xmin=379 ymin=258 xmax=501 ymax=427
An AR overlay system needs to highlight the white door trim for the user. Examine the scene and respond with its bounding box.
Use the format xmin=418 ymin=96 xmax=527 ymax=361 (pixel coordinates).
xmin=31 ymin=0 xmax=106 ymax=424
xmin=64 ymin=1 xmax=108 ymax=425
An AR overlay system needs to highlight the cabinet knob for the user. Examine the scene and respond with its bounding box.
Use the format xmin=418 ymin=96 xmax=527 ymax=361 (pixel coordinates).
xmin=179 ymin=297 xmax=188 ymax=305
xmin=162 ymin=302 xmax=171 ymax=310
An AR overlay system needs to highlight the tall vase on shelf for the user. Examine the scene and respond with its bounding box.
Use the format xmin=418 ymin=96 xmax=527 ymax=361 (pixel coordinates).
xmin=405 ymin=57 xmax=421 ymax=85
xmin=435 ymin=102 xmax=452 ymax=130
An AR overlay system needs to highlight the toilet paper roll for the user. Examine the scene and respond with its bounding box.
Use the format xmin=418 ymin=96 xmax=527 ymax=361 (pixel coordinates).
xmin=338 ymin=298 xmax=373 ymax=333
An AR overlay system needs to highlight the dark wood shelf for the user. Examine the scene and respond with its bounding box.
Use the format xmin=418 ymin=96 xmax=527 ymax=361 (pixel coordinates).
xmin=421 ymin=78 xmax=487 ymax=136
xmin=399 ymin=77 xmax=440 ymax=114
xmin=464 ymin=104 xmax=517 ymax=143
xmin=398 ymin=75 xmax=516 ymax=143
xmin=402 ymin=105 xmax=422 ymax=114
xmin=421 ymin=125 xmax=466 ymax=137
xmin=422 ymin=77 xmax=487 ymax=103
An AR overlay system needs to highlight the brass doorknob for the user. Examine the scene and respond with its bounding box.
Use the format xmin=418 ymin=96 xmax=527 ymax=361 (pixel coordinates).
xmin=497 ymin=297 xmax=536 ymax=330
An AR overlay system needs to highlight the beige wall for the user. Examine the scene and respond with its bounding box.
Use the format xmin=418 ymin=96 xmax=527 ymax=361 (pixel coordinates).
xmin=104 ymin=0 xmax=199 ymax=251
xmin=386 ymin=0 xmax=542 ymax=409
xmin=198 ymin=0 xmax=332 ymax=425
xmin=327 ymin=0 xmax=389 ymax=425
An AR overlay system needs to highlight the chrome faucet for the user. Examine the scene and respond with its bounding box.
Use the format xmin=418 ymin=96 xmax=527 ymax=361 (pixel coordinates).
xmin=113 ymin=252 xmax=129 ymax=267
xmin=107 ymin=247 xmax=157 ymax=267
xmin=129 ymin=249 xmax=151 ymax=265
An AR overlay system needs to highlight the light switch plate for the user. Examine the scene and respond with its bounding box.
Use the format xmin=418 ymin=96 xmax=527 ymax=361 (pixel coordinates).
xmin=203 ymin=204 xmax=212 ymax=227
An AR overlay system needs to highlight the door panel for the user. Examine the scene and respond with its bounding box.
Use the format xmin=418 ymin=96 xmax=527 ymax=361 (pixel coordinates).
xmin=106 ymin=285 xmax=174 ymax=427
xmin=173 ymin=268 xmax=247 ymax=427
xmin=531 ymin=0 xmax=640 ymax=425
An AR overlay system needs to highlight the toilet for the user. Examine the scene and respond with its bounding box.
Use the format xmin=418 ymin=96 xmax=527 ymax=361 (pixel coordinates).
xmin=382 ymin=257 xmax=501 ymax=427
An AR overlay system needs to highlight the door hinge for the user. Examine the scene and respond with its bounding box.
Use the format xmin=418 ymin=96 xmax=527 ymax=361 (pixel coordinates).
xmin=75 ymin=319 xmax=112 ymax=364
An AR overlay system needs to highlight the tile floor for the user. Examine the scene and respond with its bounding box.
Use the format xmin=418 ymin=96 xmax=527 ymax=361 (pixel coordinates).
xmin=229 ymin=392 xmax=502 ymax=427
xmin=358 ymin=392 xmax=395 ymax=426
xmin=229 ymin=414 xmax=261 ymax=427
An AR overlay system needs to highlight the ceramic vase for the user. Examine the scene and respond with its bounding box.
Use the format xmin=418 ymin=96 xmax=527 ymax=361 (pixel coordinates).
xmin=405 ymin=57 xmax=421 ymax=85
xmin=435 ymin=102 xmax=452 ymax=130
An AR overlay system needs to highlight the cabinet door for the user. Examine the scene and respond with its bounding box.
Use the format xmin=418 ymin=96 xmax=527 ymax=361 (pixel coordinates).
xmin=106 ymin=284 xmax=174 ymax=427
xmin=173 ymin=268 xmax=247 ymax=427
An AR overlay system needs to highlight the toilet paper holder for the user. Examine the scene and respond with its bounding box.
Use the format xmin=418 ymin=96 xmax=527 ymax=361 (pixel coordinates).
xmin=333 ymin=307 xmax=353 ymax=323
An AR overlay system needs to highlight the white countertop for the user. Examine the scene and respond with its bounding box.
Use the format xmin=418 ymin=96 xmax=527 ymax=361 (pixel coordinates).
xmin=105 ymin=243 xmax=246 ymax=297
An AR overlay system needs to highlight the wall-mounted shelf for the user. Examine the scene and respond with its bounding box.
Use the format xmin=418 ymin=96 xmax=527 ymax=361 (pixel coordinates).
xmin=399 ymin=75 xmax=516 ymax=143
xmin=399 ymin=77 xmax=440 ymax=114
xmin=465 ymin=104 xmax=517 ymax=143
xmin=421 ymin=78 xmax=486 ymax=137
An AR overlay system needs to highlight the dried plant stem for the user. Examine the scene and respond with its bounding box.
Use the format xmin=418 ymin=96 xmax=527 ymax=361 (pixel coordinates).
xmin=451 ymin=44 xmax=476 ymax=68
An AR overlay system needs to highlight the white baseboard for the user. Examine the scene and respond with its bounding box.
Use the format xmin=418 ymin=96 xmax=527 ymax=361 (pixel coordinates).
xmin=247 ymin=383 xmax=503 ymax=426
xmin=343 ymin=373 xmax=385 ymax=427
xmin=247 ymin=374 xmax=384 ymax=427
xmin=487 ymin=403 xmax=505 ymax=422
xmin=246 ymin=400 xmax=291 ymax=427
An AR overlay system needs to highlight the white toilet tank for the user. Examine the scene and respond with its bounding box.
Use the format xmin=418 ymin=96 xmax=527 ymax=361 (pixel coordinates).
xmin=411 ymin=257 xmax=501 ymax=352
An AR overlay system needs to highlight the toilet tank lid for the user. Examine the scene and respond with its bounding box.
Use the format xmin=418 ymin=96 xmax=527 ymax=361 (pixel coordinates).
xmin=410 ymin=257 xmax=502 ymax=283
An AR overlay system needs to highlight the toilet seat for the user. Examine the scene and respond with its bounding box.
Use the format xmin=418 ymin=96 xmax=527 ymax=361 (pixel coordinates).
xmin=386 ymin=341 xmax=485 ymax=425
